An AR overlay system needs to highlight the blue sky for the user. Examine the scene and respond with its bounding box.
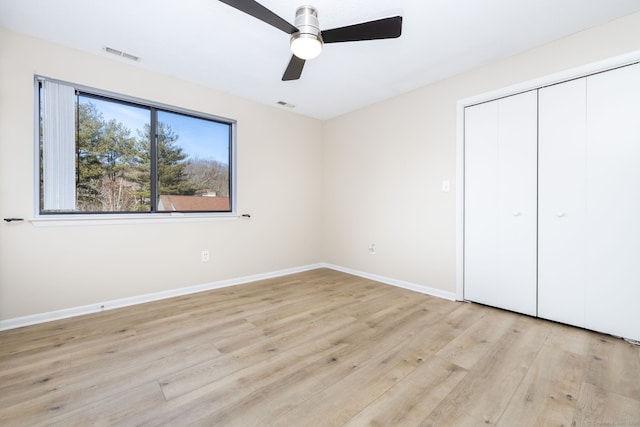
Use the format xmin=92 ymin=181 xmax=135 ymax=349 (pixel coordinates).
xmin=83 ymin=96 xmax=230 ymax=164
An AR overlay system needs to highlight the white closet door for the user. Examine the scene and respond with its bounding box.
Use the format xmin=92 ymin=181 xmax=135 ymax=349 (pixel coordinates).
xmin=585 ymin=63 xmax=640 ymax=341
xmin=538 ymin=78 xmax=587 ymax=327
xmin=464 ymin=91 xmax=538 ymax=316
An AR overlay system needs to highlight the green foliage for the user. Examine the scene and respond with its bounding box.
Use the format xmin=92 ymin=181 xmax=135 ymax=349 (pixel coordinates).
xmin=135 ymin=122 xmax=200 ymax=198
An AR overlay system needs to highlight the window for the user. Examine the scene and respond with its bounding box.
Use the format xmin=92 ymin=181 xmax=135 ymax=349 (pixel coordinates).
xmin=37 ymin=77 xmax=236 ymax=215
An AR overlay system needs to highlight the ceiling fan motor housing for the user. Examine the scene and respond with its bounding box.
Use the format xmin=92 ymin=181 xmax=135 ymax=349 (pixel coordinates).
xmin=290 ymin=5 xmax=323 ymax=59
xmin=294 ymin=5 xmax=321 ymax=36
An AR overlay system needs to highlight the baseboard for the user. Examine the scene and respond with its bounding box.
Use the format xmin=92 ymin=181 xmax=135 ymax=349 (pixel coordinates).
xmin=0 ymin=263 xmax=456 ymax=331
xmin=321 ymin=263 xmax=457 ymax=301
xmin=0 ymin=263 xmax=324 ymax=331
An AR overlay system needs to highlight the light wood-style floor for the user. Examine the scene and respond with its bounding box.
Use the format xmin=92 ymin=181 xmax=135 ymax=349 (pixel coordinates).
xmin=1 ymin=269 xmax=639 ymax=426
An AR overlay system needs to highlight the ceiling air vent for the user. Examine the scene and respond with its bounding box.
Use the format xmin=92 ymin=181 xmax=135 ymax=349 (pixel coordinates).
xmin=103 ymin=46 xmax=140 ymax=62
xmin=277 ymin=101 xmax=295 ymax=108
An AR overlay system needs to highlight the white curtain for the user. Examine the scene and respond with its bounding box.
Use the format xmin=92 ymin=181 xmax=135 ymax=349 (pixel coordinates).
xmin=43 ymin=80 xmax=76 ymax=210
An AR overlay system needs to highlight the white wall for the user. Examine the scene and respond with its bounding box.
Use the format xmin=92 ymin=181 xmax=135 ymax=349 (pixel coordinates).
xmin=0 ymin=28 xmax=323 ymax=321
xmin=321 ymin=11 xmax=640 ymax=294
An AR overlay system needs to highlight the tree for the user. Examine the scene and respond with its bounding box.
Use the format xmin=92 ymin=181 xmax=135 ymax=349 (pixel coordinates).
xmin=134 ymin=122 xmax=200 ymax=201
xmin=185 ymin=158 xmax=229 ymax=197
xmin=77 ymin=100 xmax=141 ymax=211
xmin=157 ymin=122 xmax=198 ymax=195
xmin=76 ymin=101 xmax=104 ymax=210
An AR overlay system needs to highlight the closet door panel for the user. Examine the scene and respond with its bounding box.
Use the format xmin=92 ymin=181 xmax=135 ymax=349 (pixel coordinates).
xmin=464 ymin=91 xmax=537 ymax=316
xmin=464 ymin=101 xmax=498 ymax=309
xmin=585 ymin=63 xmax=640 ymax=341
xmin=496 ymin=93 xmax=538 ymax=315
xmin=538 ymin=78 xmax=587 ymax=327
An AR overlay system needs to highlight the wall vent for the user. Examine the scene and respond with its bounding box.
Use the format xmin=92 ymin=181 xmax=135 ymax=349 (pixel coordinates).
xmin=103 ymin=46 xmax=140 ymax=62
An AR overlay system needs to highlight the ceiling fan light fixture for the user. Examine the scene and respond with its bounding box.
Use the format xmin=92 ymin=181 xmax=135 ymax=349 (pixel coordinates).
xmin=290 ymin=33 xmax=323 ymax=60
xmin=290 ymin=5 xmax=323 ymax=60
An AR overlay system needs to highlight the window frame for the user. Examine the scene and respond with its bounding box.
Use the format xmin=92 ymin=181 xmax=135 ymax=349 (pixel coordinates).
xmin=33 ymin=76 xmax=237 ymax=222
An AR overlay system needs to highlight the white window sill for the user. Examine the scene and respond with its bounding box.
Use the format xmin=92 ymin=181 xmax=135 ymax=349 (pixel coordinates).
xmin=29 ymin=213 xmax=247 ymax=227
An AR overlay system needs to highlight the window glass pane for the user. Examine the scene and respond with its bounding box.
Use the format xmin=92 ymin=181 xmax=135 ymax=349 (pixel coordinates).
xmin=156 ymin=110 xmax=231 ymax=212
xmin=76 ymin=95 xmax=151 ymax=212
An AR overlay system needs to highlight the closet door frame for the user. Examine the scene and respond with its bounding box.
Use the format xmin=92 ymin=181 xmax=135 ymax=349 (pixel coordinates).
xmin=455 ymin=49 xmax=640 ymax=301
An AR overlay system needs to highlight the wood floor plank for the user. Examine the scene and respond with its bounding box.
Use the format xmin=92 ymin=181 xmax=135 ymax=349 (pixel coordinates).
xmin=157 ymin=313 xmax=357 ymax=401
xmin=193 ymin=361 xmax=326 ymax=427
xmin=302 ymin=301 xmax=454 ymax=389
xmin=442 ymin=316 xmax=551 ymax=425
xmin=573 ymin=382 xmax=640 ymax=427
xmin=402 ymin=302 xmax=489 ymax=358
xmin=496 ymin=344 xmax=586 ymax=426
xmin=0 ymin=316 xmax=251 ymax=408
xmin=269 ymin=338 xmax=428 ymax=427
xmin=343 ymin=356 xmax=468 ymax=427
xmin=419 ymin=398 xmax=486 ymax=427
xmin=135 ymin=337 xmax=348 ymax=426
xmin=47 ymin=381 xmax=167 ymax=427
xmin=584 ymin=334 xmax=640 ymax=401
xmin=434 ymin=307 xmax=515 ymax=370
xmin=1 ymin=268 xmax=639 ymax=426
xmin=0 ymin=338 xmax=220 ymax=425
xmin=0 ymin=280 xmax=296 ymax=362
xmin=543 ymin=321 xmax=594 ymax=357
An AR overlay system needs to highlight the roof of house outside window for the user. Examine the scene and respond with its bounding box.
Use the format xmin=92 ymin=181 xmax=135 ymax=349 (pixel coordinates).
xmin=158 ymin=195 xmax=230 ymax=211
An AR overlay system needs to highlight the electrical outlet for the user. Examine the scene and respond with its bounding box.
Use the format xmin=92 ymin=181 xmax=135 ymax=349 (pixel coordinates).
xmin=201 ymin=250 xmax=210 ymax=262
xmin=368 ymin=243 xmax=376 ymax=255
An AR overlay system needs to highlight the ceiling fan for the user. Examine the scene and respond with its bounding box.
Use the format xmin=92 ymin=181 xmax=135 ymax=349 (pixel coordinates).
xmin=219 ymin=0 xmax=403 ymax=81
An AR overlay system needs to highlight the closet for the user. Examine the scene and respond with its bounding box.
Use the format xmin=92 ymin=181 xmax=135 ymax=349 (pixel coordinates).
xmin=463 ymin=61 xmax=640 ymax=342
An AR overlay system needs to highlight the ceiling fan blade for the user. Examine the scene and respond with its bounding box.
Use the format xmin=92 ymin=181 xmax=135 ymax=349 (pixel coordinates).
xmin=219 ymin=0 xmax=297 ymax=34
xmin=322 ymin=16 xmax=402 ymax=43
xmin=282 ymin=55 xmax=306 ymax=81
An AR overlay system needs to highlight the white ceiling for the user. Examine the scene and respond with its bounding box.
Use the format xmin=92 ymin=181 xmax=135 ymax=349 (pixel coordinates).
xmin=2 ymin=0 xmax=640 ymax=120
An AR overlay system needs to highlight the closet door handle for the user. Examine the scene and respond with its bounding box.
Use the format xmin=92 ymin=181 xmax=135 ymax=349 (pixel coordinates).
xmin=512 ymin=211 xmax=522 ymax=217
xmin=556 ymin=212 xmax=566 ymax=218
